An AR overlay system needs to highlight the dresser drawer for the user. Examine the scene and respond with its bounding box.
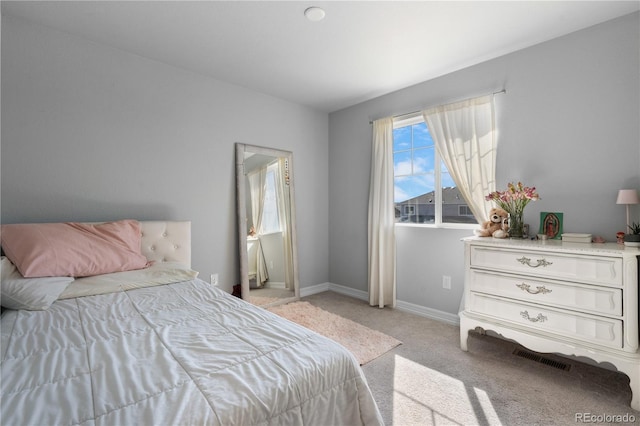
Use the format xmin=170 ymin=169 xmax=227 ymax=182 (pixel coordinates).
xmin=468 ymin=293 xmax=623 ymax=349
xmin=469 ymin=270 xmax=622 ymax=316
xmin=470 ymin=246 xmax=623 ymax=286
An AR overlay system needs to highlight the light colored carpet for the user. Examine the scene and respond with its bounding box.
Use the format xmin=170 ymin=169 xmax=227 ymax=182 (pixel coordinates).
xmin=249 ymin=295 xmax=280 ymax=306
xmin=249 ymin=287 xmax=296 ymax=307
xmin=300 ymin=291 xmax=639 ymax=426
xmin=268 ymin=301 xmax=402 ymax=365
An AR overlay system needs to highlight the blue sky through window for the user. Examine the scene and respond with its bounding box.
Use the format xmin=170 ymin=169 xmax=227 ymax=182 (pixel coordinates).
xmin=394 ymin=122 xmax=432 ymax=202
xmin=393 ymin=122 xmax=456 ymax=203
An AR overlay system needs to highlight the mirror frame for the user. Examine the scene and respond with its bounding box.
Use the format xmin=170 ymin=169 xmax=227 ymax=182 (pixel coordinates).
xmin=235 ymin=143 xmax=300 ymax=305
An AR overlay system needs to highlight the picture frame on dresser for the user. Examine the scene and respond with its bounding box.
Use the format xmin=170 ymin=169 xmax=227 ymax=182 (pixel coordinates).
xmin=539 ymin=212 xmax=563 ymax=239
xmin=459 ymin=236 xmax=640 ymax=411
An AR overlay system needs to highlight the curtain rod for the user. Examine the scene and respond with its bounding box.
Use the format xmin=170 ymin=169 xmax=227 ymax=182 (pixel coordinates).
xmin=369 ymin=89 xmax=506 ymax=124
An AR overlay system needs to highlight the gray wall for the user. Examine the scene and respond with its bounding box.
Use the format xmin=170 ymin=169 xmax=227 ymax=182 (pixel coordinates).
xmin=3 ymin=12 xmax=639 ymax=318
xmin=1 ymin=15 xmax=329 ymax=293
xmin=329 ymin=12 xmax=640 ymax=315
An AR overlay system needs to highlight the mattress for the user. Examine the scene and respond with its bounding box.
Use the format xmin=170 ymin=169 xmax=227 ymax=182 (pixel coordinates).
xmin=1 ymin=278 xmax=383 ymax=425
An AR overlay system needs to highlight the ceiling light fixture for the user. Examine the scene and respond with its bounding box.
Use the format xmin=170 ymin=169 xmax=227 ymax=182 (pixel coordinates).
xmin=304 ymin=6 xmax=325 ymax=22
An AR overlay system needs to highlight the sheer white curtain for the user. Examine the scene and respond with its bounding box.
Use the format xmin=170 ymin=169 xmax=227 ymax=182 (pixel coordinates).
xmin=275 ymin=158 xmax=294 ymax=290
xmin=368 ymin=117 xmax=396 ymax=308
xmin=422 ymin=95 xmax=497 ymax=223
xmin=248 ymin=168 xmax=269 ymax=287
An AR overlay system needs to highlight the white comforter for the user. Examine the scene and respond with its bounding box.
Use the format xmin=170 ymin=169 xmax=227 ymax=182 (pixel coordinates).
xmin=1 ymin=279 xmax=383 ymax=425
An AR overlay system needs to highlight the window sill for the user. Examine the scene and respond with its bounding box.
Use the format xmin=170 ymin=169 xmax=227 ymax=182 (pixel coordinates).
xmin=395 ymin=222 xmax=477 ymax=230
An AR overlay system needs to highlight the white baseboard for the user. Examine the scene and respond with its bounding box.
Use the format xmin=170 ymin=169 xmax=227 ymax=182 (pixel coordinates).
xmin=299 ymin=282 xmax=330 ymax=297
xmin=299 ymin=282 xmax=460 ymax=326
xmin=326 ymin=283 xmax=369 ymax=300
xmin=395 ymin=299 xmax=460 ymax=326
xmin=265 ymin=281 xmax=285 ymax=289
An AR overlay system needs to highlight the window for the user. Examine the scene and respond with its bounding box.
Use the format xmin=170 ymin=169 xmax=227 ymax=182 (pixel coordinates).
xmin=458 ymin=205 xmax=474 ymax=217
xmin=260 ymin=163 xmax=281 ymax=234
xmin=393 ymin=116 xmax=477 ymax=225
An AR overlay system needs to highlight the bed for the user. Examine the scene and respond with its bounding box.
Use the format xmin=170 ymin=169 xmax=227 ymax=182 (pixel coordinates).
xmin=0 ymin=220 xmax=383 ymax=425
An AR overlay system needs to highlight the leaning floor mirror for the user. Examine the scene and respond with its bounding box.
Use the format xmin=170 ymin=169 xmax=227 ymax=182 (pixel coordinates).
xmin=235 ymin=143 xmax=300 ymax=307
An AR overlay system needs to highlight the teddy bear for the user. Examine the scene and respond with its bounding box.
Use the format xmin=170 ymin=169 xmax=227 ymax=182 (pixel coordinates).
xmin=474 ymin=207 xmax=509 ymax=238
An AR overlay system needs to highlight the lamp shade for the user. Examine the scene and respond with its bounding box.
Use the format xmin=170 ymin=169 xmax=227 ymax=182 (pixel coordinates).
xmin=616 ymin=189 xmax=640 ymax=205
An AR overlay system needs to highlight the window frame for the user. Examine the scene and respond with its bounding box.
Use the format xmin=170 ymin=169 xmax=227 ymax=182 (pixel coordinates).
xmin=393 ymin=114 xmax=477 ymax=230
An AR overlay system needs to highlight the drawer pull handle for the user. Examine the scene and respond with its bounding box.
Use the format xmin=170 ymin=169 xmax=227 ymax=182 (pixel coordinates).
xmin=520 ymin=310 xmax=547 ymax=323
xmin=516 ymin=283 xmax=552 ymax=295
xmin=517 ymin=256 xmax=553 ymax=268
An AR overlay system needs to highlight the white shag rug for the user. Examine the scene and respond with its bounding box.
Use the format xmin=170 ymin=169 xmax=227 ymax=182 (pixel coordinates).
xmin=268 ymin=301 xmax=401 ymax=365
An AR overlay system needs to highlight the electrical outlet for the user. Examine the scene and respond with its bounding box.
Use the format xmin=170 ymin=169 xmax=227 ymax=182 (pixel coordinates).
xmin=211 ymin=273 xmax=219 ymax=286
xmin=442 ymin=275 xmax=452 ymax=290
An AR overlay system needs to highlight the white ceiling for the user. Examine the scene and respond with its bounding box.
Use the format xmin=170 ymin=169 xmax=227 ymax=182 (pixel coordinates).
xmin=2 ymin=1 xmax=638 ymax=112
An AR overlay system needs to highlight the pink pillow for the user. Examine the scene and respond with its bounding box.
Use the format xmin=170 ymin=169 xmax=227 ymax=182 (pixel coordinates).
xmin=0 ymin=220 xmax=149 ymax=278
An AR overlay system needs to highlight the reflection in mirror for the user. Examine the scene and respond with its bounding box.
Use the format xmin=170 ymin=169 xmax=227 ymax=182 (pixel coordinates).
xmin=235 ymin=143 xmax=299 ymax=307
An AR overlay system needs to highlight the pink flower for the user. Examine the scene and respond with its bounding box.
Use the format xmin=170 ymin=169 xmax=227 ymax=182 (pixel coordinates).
xmin=485 ymin=182 xmax=540 ymax=215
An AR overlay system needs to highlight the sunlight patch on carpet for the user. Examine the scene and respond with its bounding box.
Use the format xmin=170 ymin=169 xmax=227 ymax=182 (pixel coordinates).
xmin=392 ymin=354 xmax=500 ymax=425
xmin=268 ymin=301 xmax=401 ymax=365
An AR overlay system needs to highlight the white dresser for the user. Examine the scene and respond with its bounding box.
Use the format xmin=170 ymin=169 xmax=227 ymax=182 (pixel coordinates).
xmin=460 ymin=237 xmax=640 ymax=410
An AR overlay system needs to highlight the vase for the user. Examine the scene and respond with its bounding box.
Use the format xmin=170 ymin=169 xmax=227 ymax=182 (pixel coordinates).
xmin=508 ymin=211 xmax=524 ymax=239
xmin=624 ymin=234 xmax=640 ymax=247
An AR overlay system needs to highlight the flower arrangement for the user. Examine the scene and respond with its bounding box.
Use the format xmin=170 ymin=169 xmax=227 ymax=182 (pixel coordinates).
xmin=486 ymin=182 xmax=540 ymax=214
xmin=485 ymin=182 xmax=540 ymax=238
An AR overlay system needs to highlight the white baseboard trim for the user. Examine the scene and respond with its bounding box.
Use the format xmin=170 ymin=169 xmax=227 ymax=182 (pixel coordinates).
xmin=300 ymin=282 xmax=460 ymax=326
xmin=327 ymin=283 xmax=369 ymax=301
xmin=395 ymin=300 xmax=460 ymax=326
xmin=299 ymin=282 xmax=330 ymax=297
xmin=265 ymin=281 xmax=285 ymax=289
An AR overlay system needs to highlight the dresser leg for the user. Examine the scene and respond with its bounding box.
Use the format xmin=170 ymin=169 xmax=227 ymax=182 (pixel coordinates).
xmin=460 ymin=332 xmax=469 ymax=351
xmin=459 ymin=316 xmax=470 ymax=351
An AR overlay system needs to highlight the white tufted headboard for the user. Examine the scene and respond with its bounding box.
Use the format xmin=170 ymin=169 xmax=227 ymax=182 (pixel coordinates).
xmin=139 ymin=221 xmax=191 ymax=267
